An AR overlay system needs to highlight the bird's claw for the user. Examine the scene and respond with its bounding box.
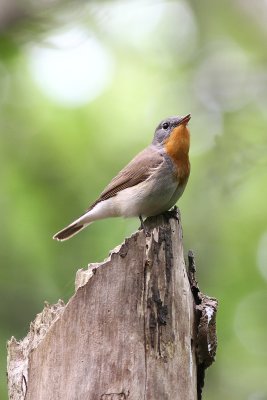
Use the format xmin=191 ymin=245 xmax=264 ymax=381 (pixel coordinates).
xmin=162 ymin=206 xmax=179 ymax=221
xmin=139 ymin=215 xmax=151 ymax=237
xmin=138 ymin=224 xmax=151 ymax=237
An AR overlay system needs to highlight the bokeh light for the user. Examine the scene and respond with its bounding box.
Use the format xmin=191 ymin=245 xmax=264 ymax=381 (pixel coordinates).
xmin=28 ymin=27 xmax=115 ymax=106
xmin=234 ymin=290 xmax=267 ymax=356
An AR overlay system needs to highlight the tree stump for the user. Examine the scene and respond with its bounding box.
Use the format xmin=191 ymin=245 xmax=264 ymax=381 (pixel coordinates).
xmin=7 ymin=210 xmax=218 ymax=400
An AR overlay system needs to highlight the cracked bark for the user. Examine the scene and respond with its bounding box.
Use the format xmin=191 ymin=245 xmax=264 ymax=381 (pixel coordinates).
xmin=7 ymin=210 xmax=217 ymax=400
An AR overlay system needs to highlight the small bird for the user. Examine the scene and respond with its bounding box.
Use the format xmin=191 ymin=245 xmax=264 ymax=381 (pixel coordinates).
xmin=53 ymin=114 xmax=191 ymax=241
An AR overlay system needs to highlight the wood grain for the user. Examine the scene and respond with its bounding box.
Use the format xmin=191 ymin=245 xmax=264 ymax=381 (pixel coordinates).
xmin=7 ymin=211 xmax=210 ymax=400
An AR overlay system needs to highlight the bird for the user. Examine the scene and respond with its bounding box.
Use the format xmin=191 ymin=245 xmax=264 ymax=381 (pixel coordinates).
xmin=53 ymin=114 xmax=191 ymax=241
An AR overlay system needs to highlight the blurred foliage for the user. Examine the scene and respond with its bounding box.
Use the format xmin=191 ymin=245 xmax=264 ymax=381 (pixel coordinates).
xmin=1 ymin=0 xmax=267 ymax=399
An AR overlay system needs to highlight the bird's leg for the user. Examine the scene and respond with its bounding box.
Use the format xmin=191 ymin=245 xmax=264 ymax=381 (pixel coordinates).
xmin=139 ymin=215 xmax=150 ymax=237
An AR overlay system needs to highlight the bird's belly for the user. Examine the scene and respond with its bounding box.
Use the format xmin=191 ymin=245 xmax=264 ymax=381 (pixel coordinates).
xmin=163 ymin=181 xmax=188 ymax=211
xmin=114 ymin=174 xmax=178 ymax=217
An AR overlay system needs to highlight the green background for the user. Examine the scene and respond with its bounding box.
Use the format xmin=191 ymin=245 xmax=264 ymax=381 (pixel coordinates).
xmin=1 ymin=1 xmax=267 ymax=399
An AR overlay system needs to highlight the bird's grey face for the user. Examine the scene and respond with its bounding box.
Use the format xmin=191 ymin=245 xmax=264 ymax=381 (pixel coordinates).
xmin=152 ymin=114 xmax=191 ymax=145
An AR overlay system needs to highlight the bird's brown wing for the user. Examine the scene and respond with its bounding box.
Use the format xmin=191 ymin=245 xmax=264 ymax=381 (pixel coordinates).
xmin=87 ymin=146 xmax=163 ymax=211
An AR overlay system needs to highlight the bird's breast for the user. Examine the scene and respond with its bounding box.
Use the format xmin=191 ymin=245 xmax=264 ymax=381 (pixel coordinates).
xmin=164 ymin=125 xmax=190 ymax=185
xmin=174 ymin=156 xmax=191 ymax=186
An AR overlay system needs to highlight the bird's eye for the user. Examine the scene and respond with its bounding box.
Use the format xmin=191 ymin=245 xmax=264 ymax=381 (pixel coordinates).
xmin=162 ymin=122 xmax=169 ymax=130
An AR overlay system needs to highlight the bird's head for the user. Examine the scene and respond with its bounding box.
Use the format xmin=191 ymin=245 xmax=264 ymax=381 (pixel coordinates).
xmin=153 ymin=114 xmax=191 ymax=158
xmin=153 ymin=114 xmax=191 ymax=145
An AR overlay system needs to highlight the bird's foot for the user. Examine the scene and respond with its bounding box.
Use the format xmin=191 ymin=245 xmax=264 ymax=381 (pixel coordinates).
xmin=139 ymin=215 xmax=151 ymax=237
xmin=162 ymin=206 xmax=180 ymax=221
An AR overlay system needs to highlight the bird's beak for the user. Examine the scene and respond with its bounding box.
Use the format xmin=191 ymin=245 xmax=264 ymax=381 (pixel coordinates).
xmin=179 ymin=114 xmax=191 ymax=126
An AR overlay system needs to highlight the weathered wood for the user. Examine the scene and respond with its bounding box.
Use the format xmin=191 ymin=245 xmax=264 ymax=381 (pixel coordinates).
xmin=7 ymin=211 xmax=217 ymax=400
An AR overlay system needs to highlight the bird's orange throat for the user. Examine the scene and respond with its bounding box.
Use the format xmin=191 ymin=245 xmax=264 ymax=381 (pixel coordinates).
xmin=164 ymin=125 xmax=190 ymax=183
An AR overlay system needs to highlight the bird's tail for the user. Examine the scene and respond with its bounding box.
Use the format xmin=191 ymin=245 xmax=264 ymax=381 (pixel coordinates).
xmin=53 ymin=217 xmax=92 ymax=241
